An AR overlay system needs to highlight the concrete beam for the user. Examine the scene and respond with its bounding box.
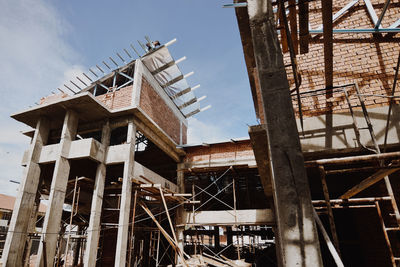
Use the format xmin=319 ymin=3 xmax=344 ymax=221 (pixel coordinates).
xmin=84 ymin=121 xmax=110 ymax=267
xmin=132 ymin=114 xmax=184 ymax=162
xmin=3 ymin=117 xmax=49 ymax=266
xmin=247 ymin=0 xmax=323 ymax=266
xmin=180 ymin=209 xmax=274 ymax=226
xmin=133 ymin=162 xmax=178 ymax=192
xmin=248 ymin=125 xmax=273 ymax=198
xmin=114 ymin=120 xmax=136 ymax=267
xmin=36 ymin=110 xmax=79 ymax=267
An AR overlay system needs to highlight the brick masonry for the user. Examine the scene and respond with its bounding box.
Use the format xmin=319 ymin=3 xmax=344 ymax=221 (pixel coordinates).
xmin=139 ymin=78 xmax=183 ymax=144
xmin=282 ymin=0 xmax=400 ymax=117
xmin=96 ymin=85 xmax=133 ymax=110
xmin=184 ymin=140 xmax=254 ymax=163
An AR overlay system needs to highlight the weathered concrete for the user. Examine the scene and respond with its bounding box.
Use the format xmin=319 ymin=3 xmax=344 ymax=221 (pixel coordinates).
xmin=36 ymin=110 xmax=79 ymax=267
xmin=84 ymin=121 xmax=110 ymax=267
xmin=133 ymin=161 xmax=178 ymax=192
xmin=181 ymin=209 xmax=274 ymax=226
xmin=3 ymin=117 xmax=49 ymax=267
xmin=297 ymin=104 xmax=400 ymax=152
xmin=247 ymin=0 xmax=323 ymax=266
xmin=114 ymin=120 xmax=136 ymax=267
xmin=23 ymin=191 xmax=42 ymax=267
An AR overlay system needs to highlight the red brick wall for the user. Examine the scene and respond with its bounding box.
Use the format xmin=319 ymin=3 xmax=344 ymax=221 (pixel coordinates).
xmin=139 ymin=78 xmax=182 ymax=144
xmin=96 ymin=85 xmax=132 ymax=109
xmin=184 ymin=140 xmax=254 ymax=163
xmin=281 ymin=0 xmax=400 ymax=117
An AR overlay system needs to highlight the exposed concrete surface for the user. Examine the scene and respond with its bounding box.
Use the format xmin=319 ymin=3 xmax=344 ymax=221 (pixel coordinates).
xmin=84 ymin=121 xmax=110 ymax=267
xmin=36 ymin=110 xmax=79 ymax=267
xmin=114 ymin=120 xmax=136 ymax=267
xmin=181 ymin=209 xmax=274 ymax=226
xmin=2 ymin=118 xmax=49 ymax=267
xmin=247 ymin=0 xmax=323 ymax=265
xmin=298 ymin=104 xmax=400 ymax=152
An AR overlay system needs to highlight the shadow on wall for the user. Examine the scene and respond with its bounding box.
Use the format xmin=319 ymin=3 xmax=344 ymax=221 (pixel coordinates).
xmin=298 ymin=104 xmax=400 ymax=152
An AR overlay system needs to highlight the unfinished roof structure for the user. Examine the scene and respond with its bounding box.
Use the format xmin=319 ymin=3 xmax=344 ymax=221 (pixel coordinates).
xmin=2 ymin=0 xmax=400 ymax=266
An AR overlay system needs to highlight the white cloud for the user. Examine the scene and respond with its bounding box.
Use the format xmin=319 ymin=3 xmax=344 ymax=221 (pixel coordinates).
xmin=187 ymin=117 xmax=231 ymax=144
xmin=0 ymin=0 xmax=83 ymax=196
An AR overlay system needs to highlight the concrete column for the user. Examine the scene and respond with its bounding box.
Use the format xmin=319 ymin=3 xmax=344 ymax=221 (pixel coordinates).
xmin=36 ymin=110 xmax=79 ymax=267
xmin=176 ymin=163 xmax=185 ymax=257
xmin=114 ymin=120 xmax=136 ymax=267
xmin=23 ymin=191 xmax=42 ymax=267
xmin=247 ymin=0 xmax=323 ymax=266
xmin=84 ymin=121 xmax=110 ymax=267
xmin=3 ymin=117 xmax=49 ymax=267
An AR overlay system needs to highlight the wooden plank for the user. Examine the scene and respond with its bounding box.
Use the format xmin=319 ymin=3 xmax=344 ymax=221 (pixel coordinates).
xmin=140 ymin=202 xmax=178 ymax=250
xmin=298 ymin=0 xmax=309 ymax=53
xmin=321 ymin=0 xmax=333 ymax=88
xmin=319 ymin=166 xmax=341 ymax=255
xmin=305 ymin=151 xmax=400 ymax=166
xmin=375 ymin=201 xmax=396 ymax=267
xmin=159 ymin=188 xmax=188 ymax=266
xmin=313 ymin=209 xmax=344 ymax=267
xmin=278 ymin=3 xmax=289 ymax=53
xmin=340 ymin=168 xmax=400 ymax=199
xmin=288 ymin=0 xmax=299 ymax=54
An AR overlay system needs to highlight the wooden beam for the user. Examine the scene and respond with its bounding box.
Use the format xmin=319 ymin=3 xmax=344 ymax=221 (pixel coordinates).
xmin=305 ymin=151 xmax=400 ymax=166
xmin=340 ymin=167 xmax=400 ymax=199
xmin=278 ymin=4 xmax=289 ymax=53
xmin=313 ymin=209 xmax=344 ymax=267
xmin=298 ymin=0 xmax=309 ymax=53
xmin=375 ymin=201 xmax=396 ymax=266
xmin=288 ymin=0 xmax=299 ymax=54
xmin=321 ymin=0 xmax=333 ymax=88
xmin=319 ymin=166 xmax=341 ymax=255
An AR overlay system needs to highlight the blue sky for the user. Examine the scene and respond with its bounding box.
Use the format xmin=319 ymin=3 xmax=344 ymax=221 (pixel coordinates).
xmin=0 ymin=0 xmax=257 ymax=195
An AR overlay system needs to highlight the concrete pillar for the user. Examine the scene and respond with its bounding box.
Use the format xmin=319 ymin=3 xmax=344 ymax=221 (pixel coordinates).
xmin=114 ymin=120 xmax=136 ymax=267
xmin=247 ymin=0 xmax=323 ymax=266
xmin=36 ymin=110 xmax=79 ymax=267
xmin=176 ymin=163 xmax=185 ymax=257
xmin=3 ymin=117 xmax=49 ymax=267
xmin=23 ymin=191 xmax=42 ymax=267
xmin=84 ymin=121 xmax=110 ymax=267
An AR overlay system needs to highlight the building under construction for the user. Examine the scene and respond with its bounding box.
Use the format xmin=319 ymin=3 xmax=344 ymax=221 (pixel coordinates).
xmin=2 ymin=0 xmax=400 ymax=266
